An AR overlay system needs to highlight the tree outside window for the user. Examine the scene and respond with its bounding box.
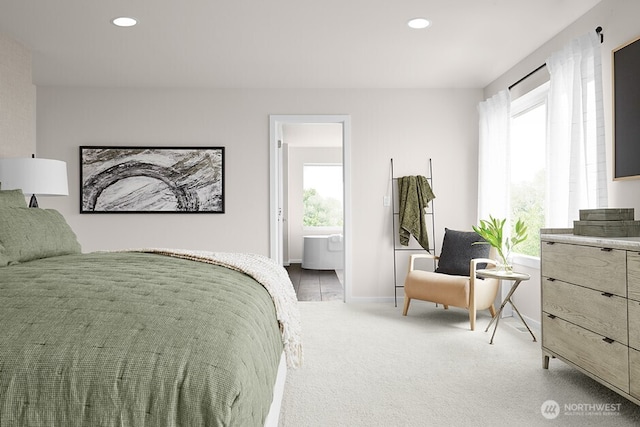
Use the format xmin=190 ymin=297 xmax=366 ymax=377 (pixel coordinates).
xmin=510 ymin=84 xmax=547 ymax=257
xmin=303 ymin=164 xmax=343 ymax=228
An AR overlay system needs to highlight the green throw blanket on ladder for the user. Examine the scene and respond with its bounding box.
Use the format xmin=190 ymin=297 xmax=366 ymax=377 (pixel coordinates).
xmin=398 ymin=175 xmax=436 ymax=251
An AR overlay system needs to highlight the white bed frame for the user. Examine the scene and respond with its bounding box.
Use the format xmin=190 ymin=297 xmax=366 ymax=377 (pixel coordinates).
xmin=264 ymin=352 xmax=287 ymax=427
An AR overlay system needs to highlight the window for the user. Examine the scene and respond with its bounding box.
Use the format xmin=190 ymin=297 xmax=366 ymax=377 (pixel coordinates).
xmin=509 ymin=82 xmax=548 ymax=257
xmin=303 ymin=164 xmax=343 ymax=228
xmin=480 ymin=33 xmax=607 ymax=263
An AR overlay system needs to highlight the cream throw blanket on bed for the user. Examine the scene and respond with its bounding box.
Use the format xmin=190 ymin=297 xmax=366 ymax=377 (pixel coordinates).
xmin=123 ymin=248 xmax=303 ymax=369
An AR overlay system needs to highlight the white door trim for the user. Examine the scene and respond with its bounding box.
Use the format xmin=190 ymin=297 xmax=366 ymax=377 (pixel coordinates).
xmin=269 ymin=114 xmax=351 ymax=303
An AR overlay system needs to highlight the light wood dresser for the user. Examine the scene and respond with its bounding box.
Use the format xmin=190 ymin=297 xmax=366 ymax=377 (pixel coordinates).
xmin=541 ymin=230 xmax=640 ymax=406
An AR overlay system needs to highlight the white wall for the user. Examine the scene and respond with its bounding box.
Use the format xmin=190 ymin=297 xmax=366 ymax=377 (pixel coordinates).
xmin=35 ymin=87 xmax=483 ymax=300
xmin=287 ymin=146 xmax=342 ymax=263
xmin=484 ymin=0 xmax=640 ymax=326
xmin=0 ymin=32 xmax=35 ymax=157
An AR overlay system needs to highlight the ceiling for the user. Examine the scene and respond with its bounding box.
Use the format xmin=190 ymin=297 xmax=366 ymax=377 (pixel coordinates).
xmin=0 ymin=0 xmax=601 ymax=89
xmin=283 ymin=123 xmax=343 ymax=148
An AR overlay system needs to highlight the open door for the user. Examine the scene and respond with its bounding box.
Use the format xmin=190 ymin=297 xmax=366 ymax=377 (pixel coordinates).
xmin=269 ymin=115 xmax=351 ymax=302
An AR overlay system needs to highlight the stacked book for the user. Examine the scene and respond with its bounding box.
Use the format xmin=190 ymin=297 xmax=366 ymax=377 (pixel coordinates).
xmin=574 ymin=208 xmax=640 ymax=237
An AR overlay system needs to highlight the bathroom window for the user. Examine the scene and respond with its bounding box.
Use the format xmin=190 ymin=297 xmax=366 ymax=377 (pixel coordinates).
xmin=303 ymin=164 xmax=343 ymax=228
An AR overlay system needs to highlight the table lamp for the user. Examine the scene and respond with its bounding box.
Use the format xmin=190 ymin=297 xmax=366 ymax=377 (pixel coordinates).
xmin=0 ymin=155 xmax=69 ymax=207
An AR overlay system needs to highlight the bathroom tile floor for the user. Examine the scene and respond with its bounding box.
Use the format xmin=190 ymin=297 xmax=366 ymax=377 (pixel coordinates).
xmin=285 ymin=263 xmax=344 ymax=301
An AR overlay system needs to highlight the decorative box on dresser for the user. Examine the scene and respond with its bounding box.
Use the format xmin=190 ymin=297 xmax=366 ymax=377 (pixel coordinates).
xmin=541 ymin=229 xmax=640 ymax=406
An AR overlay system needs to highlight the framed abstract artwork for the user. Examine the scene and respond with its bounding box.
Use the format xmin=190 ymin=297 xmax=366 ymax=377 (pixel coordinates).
xmin=613 ymin=35 xmax=640 ymax=179
xmin=80 ymin=146 xmax=224 ymax=213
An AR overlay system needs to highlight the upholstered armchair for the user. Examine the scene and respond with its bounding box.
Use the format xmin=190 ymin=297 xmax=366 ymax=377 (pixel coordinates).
xmin=402 ymin=229 xmax=499 ymax=331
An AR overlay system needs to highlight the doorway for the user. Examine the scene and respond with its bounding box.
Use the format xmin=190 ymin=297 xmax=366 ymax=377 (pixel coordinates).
xmin=269 ymin=115 xmax=351 ymax=302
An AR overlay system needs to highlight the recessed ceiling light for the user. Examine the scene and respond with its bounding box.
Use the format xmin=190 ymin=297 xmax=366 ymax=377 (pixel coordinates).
xmin=111 ymin=17 xmax=138 ymax=27
xmin=407 ymin=18 xmax=430 ymax=29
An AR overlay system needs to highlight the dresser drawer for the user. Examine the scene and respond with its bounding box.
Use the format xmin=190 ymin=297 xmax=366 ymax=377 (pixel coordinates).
xmin=542 ymin=278 xmax=627 ymax=344
xmin=542 ymin=315 xmax=629 ymax=392
xmin=630 ymin=348 xmax=640 ymax=399
xmin=629 ymin=299 xmax=640 ymax=351
xmin=541 ymin=241 xmax=626 ymax=296
xmin=628 ymin=251 xmax=640 ymax=302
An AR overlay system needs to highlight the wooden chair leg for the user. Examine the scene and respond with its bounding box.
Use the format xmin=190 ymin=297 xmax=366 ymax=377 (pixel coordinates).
xmin=489 ymin=304 xmax=496 ymax=318
xmin=443 ymin=304 xmax=449 ymax=310
xmin=402 ymin=297 xmax=411 ymax=316
xmin=469 ymin=305 xmax=477 ymax=331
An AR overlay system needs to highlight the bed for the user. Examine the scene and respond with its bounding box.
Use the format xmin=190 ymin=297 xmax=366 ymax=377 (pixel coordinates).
xmin=0 ymin=189 xmax=302 ymax=427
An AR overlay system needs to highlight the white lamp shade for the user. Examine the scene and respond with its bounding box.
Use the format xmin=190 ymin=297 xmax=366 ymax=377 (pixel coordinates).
xmin=0 ymin=157 xmax=69 ymax=196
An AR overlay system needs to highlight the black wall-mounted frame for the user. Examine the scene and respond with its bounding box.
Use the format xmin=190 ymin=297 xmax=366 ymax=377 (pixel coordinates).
xmin=613 ymin=35 xmax=640 ymax=180
xmin=80 ymin=146 xmax=225 ymax=213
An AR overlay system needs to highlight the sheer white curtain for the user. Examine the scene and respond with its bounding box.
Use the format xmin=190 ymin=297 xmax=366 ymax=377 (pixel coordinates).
xmin=546 ymin=31 xmax=608 ymax=227
xmin=477 ymin=90 xmax=510 ymax=222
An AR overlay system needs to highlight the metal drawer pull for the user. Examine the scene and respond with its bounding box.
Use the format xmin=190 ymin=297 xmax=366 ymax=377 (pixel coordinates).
xmin=546 ymin=278 xmax=556 ymax=282
xmin=547 ymin=314 xmax=557 ymax=319
xmin=602 ymin=337 xmax=615 ymax=344
xmin=601 ymin=248 xmax=613 ymax=252
xmin=546 ymin=242 xmax=555 ymax=245
xmin=601 ymin=292 xmax=614 ymax=297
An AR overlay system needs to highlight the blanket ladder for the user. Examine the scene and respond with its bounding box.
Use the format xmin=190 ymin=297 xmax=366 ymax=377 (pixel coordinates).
xmin=390 ymin=158 xmax=436 ymax=307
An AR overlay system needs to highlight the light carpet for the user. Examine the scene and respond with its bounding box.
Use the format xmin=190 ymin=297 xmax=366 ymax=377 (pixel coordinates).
xmin=278 ymin=301 xmax=640 ymax=426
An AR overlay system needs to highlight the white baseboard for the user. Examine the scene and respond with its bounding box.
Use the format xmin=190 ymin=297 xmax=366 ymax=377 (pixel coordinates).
xmin=521 ymin=313 xmax=541 ymax=333
xmin=346 ymin=296 xmax=402 ymax=304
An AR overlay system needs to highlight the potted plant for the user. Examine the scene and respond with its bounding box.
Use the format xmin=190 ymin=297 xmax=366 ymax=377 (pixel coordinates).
xmin=472 ymin=215 xmax=528 ymax=273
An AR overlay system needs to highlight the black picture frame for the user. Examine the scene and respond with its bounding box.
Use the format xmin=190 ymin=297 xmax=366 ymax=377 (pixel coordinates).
xmin=80 ymin=146 xmax=224 ymax=213
xmin=613 ymin=35 xmax=640 ymax=180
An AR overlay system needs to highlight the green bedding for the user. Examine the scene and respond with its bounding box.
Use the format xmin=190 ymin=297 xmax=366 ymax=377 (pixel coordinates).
xmin=0 ymin=252 xmax=283 ymax=426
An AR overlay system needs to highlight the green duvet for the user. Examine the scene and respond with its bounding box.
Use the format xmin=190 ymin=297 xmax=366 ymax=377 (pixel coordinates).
xmin=0 ymin=252 xmax=283 ymax=427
